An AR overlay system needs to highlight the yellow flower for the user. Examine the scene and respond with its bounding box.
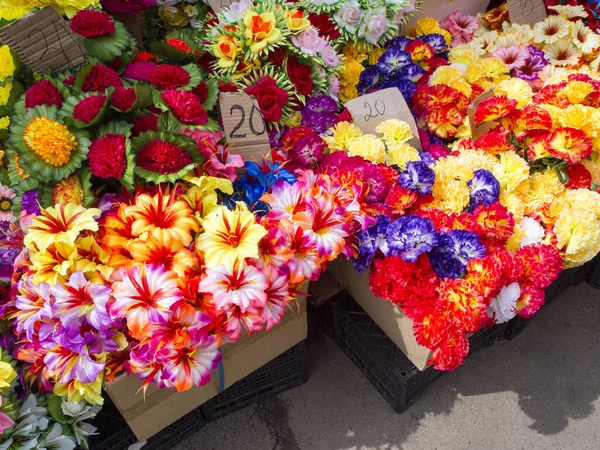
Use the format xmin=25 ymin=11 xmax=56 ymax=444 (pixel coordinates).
xmin=347 ymin=134 xmax=386 ymax=163
xmin=23 ymin=116 xmax=78 ymax=167
xmin=0 ymin=359 xmax=16 ymax=390
xmin=232 ymin=57 xmax=262 ymax=80
xmin=0 ymin=0 xmax=39 ymax=21
xmin=493 ymin=151 xmax=530 ymax=193
xmin=338 ymin=83 xmax=358 ymax=103
xmin=185 ymin=176 xmax=233 ymax=219
xmin=0 ymin=46 xmax=15 ymax=81
xmin=386 ymin=142 xmax=420 ymax=169
xmin=412 ymin=18 xmax=443 ymax=37
xmin=439 ymin=29 xmax=453 ymax=47
xmin=524 ymin=169 xmax=565 ymax=214
xmin=430 ymin=66 xmax=464 ymax=87
xmin=29 ymin=242 xmax=81 ymax=285
xmin=501 ymin=22 xmax=534 ymax=45
xmin=505 ymin=223 xmax=526 ymax=251
xmin=533 ymin=15 xmax=572 ymax=45
xmin=554 ymin=206 xmax=600 ymax=267
xmin=543 ymin=39 xmax=582 ymax=66
xmin=243 ymin=11 xmax=282 ymax=53
xmin=471 ymin=30 xmax=499 ymax=54
xmin=0 ymin=116 xmax=9 ymax=130
xmin=53 ymin=174 xmax=84 ymax=206
xmin=324 ymin=122 xmax=363 ymax=152
xmin=562 ymin=80 xmax=596 ymax=105
xmin=375 ymin=119 xmax=413 ymax=146
xmin=481 ymin=58 xmax=510 ymax=80
xmin=54 ymin=375 xmax=104 ymax=405
xmin=581 ymin=159 xmax=600 ymax=184
xmin=559 ymin=104 xmax=598 ymax=137
xmin=369 ymin=47 xmax=386 ymax=65
xmin=24 ymin=203 xmax=101 ymax=253
xmin=548 ymin=5 xmax=588 ymax=19
xmin=197 ymin=202 xmax=267 ymax=269
xmin=491 ymin=34 xmax=522 ymax=50
xmin=73 ymin=235 xmax=112 ymax=283
xmin=284 ymin=8 xmax=310 ymax=32
xmin=0 ymin=82 xmax=11 ymax=106
xmin=431 ymin=178 xmax=470 ymax=213
xmin=449 ymin=46 xmax=479 ymax=65
xmin=41 ymin=0 xmax=101 ymax=18
xmin=159 ymin=5 xmax=189 ymax=28
xmin=338 ymin=58 xmax=364 ymax=85
xmin=213 ymin=35 xmax=242 ymax=69
xmin=465 ymin=62 xmax=488 ymax=84
xmin=499 ymin=191 xmax=525 ymax=222
xmin=494 ymin=78 xmax=533 ymax=108
xmin=572 ymin=21 xmax=600 ymax=54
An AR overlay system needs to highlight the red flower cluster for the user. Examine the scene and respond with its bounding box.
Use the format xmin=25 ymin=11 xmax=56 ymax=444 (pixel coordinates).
xmin=308 ymin=13 xmax=341 ymax=40
xmin=130 ymin=114 xmax=158 ymax=137
xmin=287 ymin=56 xmax=313 ymax=97
xmin=111 ymin=86 xmax=137 ymax=112
xmin=244 ymin=76 xmax=289 ymax=122
xmin=82 ymin=63 xmax=123 ymax=92
xmin=161 ymin=90 xmax=208 ymax=125
xmin=24 ymin=80 xmax=63 ymax=110
xmin=88 ymin=133 xmax=127 ymax=179
xmin=70 ymin=9 xmax=115 ymax=38
xmin=166 ymin=38 xmax=191 ymax=53
xmin=136 ymin=140 xmax=192 ymax=174
xmin=149 ymin=64 xmax=191 ymax=90
xmin=72 ymin=95 xmax=106 ymax=123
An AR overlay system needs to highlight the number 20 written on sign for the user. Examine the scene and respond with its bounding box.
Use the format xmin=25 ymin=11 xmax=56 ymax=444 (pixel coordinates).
xmin=229 ymin=104 xmax=266 ymax=139
xmin=363 ymin=99 xmax=386 ymax=122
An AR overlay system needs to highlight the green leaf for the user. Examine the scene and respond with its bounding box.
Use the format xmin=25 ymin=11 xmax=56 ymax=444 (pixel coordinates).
xmin=203 ymin=78 xmax=219 ymax=111
xmin=557 ymin=168 xmax=569 ymax=184
xmin=79 ymin=21 xmax=131 ymax=62
xmin=47 ymin=395 xmax=75 ymax=425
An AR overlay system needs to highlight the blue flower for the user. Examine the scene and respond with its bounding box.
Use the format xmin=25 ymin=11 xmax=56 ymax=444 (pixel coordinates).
xmin=467 ymin=169 xmax=500 ymax=212
xmin=397 ymin=64 xmax=426 ymax=83
xmin=389 ymin=36 xmax=413 ymax=51
xmin=358 ymin=65 xmax=383 ymax=94
xmin=386 ymin=215 xmax=438 ymax=262
xmin=353 ymin=216 xmax=391 ymax=272
xmin=428 ymin=230 xmax=487 ymax=278
xmin=399 ymin=161 xmax=435 ymax=195
xmin=418 ymin=150 xmax=435 ymax=166
xmin=232 ymin=162 xmax=296 ymax=213
xmin=420 ymin=33 xmax=447 ymax=54
xmin=374 ymin=78 xmax=417 ymax=102
xmin=376 ymin=48 xmax=411 ymax=75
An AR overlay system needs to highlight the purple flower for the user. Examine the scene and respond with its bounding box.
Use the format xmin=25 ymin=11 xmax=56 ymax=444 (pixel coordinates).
xmin=514 ymin=45 xmax=548 ymax=81
xmin=289 ymin=134 xmax=326 ymax=169
xmin=386 ymin=215 xmax=438 ymax=262
xmin=418 ymin=150 xmax=435 ymax=166
xmin=419 ymin=33 xmax=447 ymax=54
xmin=358 ymin=66 xmax=383 ymax=94
xmin=467 ymin=169 xmax=500 ymax=212
xmin=375 ymin=78 xmax=417 ymax=101
xmin=21 ymin=190 xmax=40 ymax=216
xmin=399 ymin=161 xmax=435 ymax=195
xmin=303 ymin=95 xmax=338 ymax=114
xmin=389 ymin=36 xmax=413 ymax=51
xmin=398 ymin=64 xmax=426 ymax=83
xmin=301 ymin=97 xmax=338 ymax=134
xmin=428 ymin=230 xmax=486 ymax=278
xmin=353 ymin=216 xmax=391 ymax=272
xmin=375 ymin=48 xmax=411 ymax=75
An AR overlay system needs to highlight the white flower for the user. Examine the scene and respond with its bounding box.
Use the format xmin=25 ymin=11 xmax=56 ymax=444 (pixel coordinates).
xmin=334 ymin=0 xmax=364 ymax=34
xmin=37 ymin=423 xmax=77 ymax=450
xmin=488 ymin=282 xmax=521 ymax=323
xmin=61 ymin=400 xmax=101 ymax=450
xmin=223 ymin=0 xmax=251 ymax=23
xmin=156 ymin=0 xmax=178 ymax=6
xmin=358 ymin=7 xmax=390 ymax=44
xmin=519 ymin=216 xmax=545 ymax=247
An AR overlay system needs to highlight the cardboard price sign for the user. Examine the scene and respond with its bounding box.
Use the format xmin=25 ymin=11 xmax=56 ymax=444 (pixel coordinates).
xmin=0 ymin=7 xmax=86 ymax=73
xmin=208 ymin=0 xmax=234 ymax=12
xmin=468 ymin=88 xmax=496 ymax=140
xmin=219 ymin=92 xmax=271 ymax=161
xmin=345 ymin=88 xmax=421 ymax=150
xmin=506 ymin=0 xmax=547 ymax=26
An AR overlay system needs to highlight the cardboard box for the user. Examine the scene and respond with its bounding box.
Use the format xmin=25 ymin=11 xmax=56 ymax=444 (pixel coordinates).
xmin=328 ymin=258 xmax=432 ymax=370
xmin=308 ymin=270 xmax=343 ymax=307
xmin=105 ymin=291 xmax=308 ymax=442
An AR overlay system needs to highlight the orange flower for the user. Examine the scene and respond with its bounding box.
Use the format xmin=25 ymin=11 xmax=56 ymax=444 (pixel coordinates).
xmin=473 ymin=95 xmax=518 ymax=125
xmin=514 ymin=105 xmax=553 ymax=135
xmin=213 ymin=35 xmax=242 ymax=69
xmin=475 ymin=127 xmax=515 ymax=153
xmin=547 ymin=127 xmax=593 ymax=164
xmin=23 ymin=117 xmax=77 ymax=167
xmin=129 ymin=235 xmax=197 ymax=278
xmin=243 ymin=11 xmax=282 ymax=53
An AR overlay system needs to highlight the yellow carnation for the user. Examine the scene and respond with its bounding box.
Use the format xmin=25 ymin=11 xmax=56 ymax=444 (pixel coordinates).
xmin=581 ymin=159 xmax=600 ymax=184
xmin=558 ymin=104 xmax=598 ymax=137
xmin=554 ymin=206 xmax=600 ymax=267
xmin=505 ymin=223 xmax=526 ymax=251
xmin=43 ymin=0 xmax=101 ymax=18
xmin=494 ymin=78 xmax=533 ymax=108
xmin=386 ymin=142 xmax=420 ymax=169
xmin=563 ymin=80 xmax=596 ymax=104
xmin=430 ymin=66 xmax=464 ymax=87
xmin=0 ymin=46 xmax=15 ymax=81
xmin=499 ymin=191 xmax=525 ymax=222
xmin=524 ymin=169 xmax=565 ymax=214
xmin=347 ymin=134 xmax=386 ymax=164
xmin=449 ymin=46 xmax=480 ymax=65
xmin=375 ymin=119 xmax=413 ymax=146
xmin=0 ymin=82 xmax=12 ymax=106
xmin=493 ymin=151 xmax=530 ymax=193
xmin=481 ymin=58 xmax=510 ymax=80
xmin=324 ymin=122 xmax=363 ymax=152
xmin=465 ymin=62 xmax=488 ymax=84
xmin=412 ymin=18 xmax=443 ymax=37
xmin=0 ymin=116 xmax=9 ymax=130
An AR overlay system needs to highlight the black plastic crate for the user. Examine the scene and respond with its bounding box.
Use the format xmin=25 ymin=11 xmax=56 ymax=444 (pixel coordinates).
xmin=332 ymin=294 xmax=505 ymax=414
xmin=201 ymin=341 xmax=307 ymax=421
xmin=89 ymin=395 xmax=205 ymax=450
xmin=585 ymin=254 xmax=600 ymax=289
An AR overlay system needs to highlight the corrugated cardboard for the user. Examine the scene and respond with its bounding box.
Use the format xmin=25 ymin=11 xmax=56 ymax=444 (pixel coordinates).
xmin=0 ymin=7 xmax=86 ymax=73
xmin=106 ymin=289 xmax=308 ymax=442
xmin=308 ymin=270 xmax=343 ymax=307
xmin=507 ymin=0 xmax=547 ymax=26
xmin=328 ymin=258 xmax=432 ymax=370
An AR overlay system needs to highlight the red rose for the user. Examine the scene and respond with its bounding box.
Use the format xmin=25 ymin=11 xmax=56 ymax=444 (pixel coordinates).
xmin=25 ymin=80 xmax=63 ymax=109
xmin=268 ymin=47 xmax=286 ymax=66
xmin=111 ymin=86 xmax=137 ymax=111
xmin=286 ymin=56 xmax=313 ymax=97
xmin=308 ymin=13 xmax=341 ymax=40
xmin=82 ymin=63 xmax=123 ymax=92
xmin=218 ymin=81 xmax=238 ymax=93
xmin=130 ymin=114 xmax=158 ymax=137
xmin=161 ymin=90 xmax=208 ymax=125
xmin=73 ymin=95 xmax=106 ymax=123
xmin=70 ymin=9 xmax=115 ymax=38
xmin=244 ymin=76 xmax=289 ymax=122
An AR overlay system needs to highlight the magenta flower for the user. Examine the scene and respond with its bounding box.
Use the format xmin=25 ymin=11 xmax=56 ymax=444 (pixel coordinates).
xmin=491 ymin=46 xmax=530 ymax=70
xmin=44 ymin=345 xmax=105 ymax=384
xmin=13 ymin=277 xmax=53 ymax=340
xmin=259 ymin=265 xmax=290 ymax=331
xmin=0 ymin=398 xmax=14 ymax=434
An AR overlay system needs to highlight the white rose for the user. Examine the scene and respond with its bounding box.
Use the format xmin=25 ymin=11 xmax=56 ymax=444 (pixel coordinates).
xmin=334 ymin=0 xmax=364 ymax=34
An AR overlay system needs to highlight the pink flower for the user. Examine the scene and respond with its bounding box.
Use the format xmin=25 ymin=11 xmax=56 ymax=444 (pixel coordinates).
xmin=359 ymin=10 xmax=390 ymax=45
xmin=491 ymin=46 xmax=530 ymax=70
xmin=0 ymin=398 xmax=14 ymax=434
xmin=291 ymin=28 xmax=327 ymax=56
xmin=13 ymin=276 xmax=53 ymax=340
xmin=259 ymin=264 xmax=290 ymax=331
xmin=440 ymin=10 xmax=479 ymax=46
xmin=320 ymin=43 xmax=340 ymax=67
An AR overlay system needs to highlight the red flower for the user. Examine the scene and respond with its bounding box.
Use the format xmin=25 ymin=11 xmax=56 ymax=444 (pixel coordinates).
xmin=565 ymin=163 xmax=592 ymax=189
xmin=308 ymin=13 xmax=341 ymax=40
xmin=473 ymin=202 xmax=515 ymax=242
xmin=130 ymin=114 xmax=158 ymax=137
xmin=515 ymin=283 xmax=545 ymax=318
xmin=82 ymin=63 xmax=123 ymax=92
xmin=268 ymin=47 xmax=287 ymax=66
xmin=149 ymin=64 xmax=191 ymax=90
xmin=136 ymin=140 xmax=192 ymax=174
xmin=73 ymin=95 xmax=106 ymax=123
xmin=385 ymin=186 xmax=418 ymax=216
xmin=474 ymin=95 xmax=518 ymax=125
xmin=547 ymin=127 xmax=593 ymax=164
xmin=123 ymin=61 xmax=157 ymax=82
xmin=335 ymin=108 xmax=353 ymax=124
xmin=133 ymin=51 xmax=159 ymax=62
xmin=88 ymin=134 xmax=127 ymax=179
xmin=166 ymin=38 xmax=191 ymax=53
xmin=218 ymin=81 xmax=238 ymax=93
xmin=161 ymin=90 xmax=208 ymax=125
xmin=70 ymin=9 xmax=115 ymax=38
xmin=244 ymin=76 xmax=289 ymax=122
xmin=475 ymin=127 xmax=515 ymax=153
xmin=24 ymin=80 xmax=62 ymax=109
xmin=192 ymin=81 xmax=209 ymax=104
xmin=111 ymin=86 xmax=137 ymax=111
xmin=517 ymin=243 xmax=563 ymax=289
xmin=100 ymin=0 xmax=154 ymax=14
xmin=286 ymin=56 xmax=313 ymax=97
xmin=64 ymin=75 xmax=76 ymax=86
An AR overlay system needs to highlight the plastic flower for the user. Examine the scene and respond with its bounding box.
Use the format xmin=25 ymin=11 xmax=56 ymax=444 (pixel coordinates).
xmin=324 ymin=121 xmax=363 ymax=152
xmin=161 ymin=90 xmax=208 ymax=125
xmin=197 ymin=203 xmax=267 ymax=270
xmin=490 ymin=46 xmax=529 ymax=70
xmin=347 ymin=134 xmax=386 ymax=163
xmin=0 ymin=45 xmax=15 ymax=80
xmin=543 ymin=40 xmax=582 ymax=66
xmin=467 ymin=169 xmax=500 ymax=212
xmin=0 ymin=359 xmax=16 ymax=390
xmin=533 ymin=16 xmax=572 ymax=45
xmin=428 ymin=230 xmax=487 ymax=279
xmin=213 ymin=35 xmax=242 ymax=69
xmin=399 ymin=161 xmax=435 ymax=195
xmin=0 ymin=184 xmax=15 ymax=222
xmin=243 ymin=10 xmax=282 ymax=53
xmin=110 ymin=264 xmax=182 ymax=338
xmin=24 ymin=80 xmax=63 ymax=110
xmin=387 ymin=215 xmax=438 ymax=262
xmin=572 ymin=21 xmax=600 ymax=54
xmin=23 ymin=203 xmax=100 ymax=253
xmin=376 ymin=119 xmax=413 ymax=147
xmin=70 ymin=8 xmax=115 ymax=38
xmin=88 ymin=133 xmax=127 ymax=180
xmin=547 ymin=127 xmax=593 ymax=164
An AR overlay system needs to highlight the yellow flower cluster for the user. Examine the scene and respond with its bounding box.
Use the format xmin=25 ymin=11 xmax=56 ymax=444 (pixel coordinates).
xmin=337 ymin=44 xmax=371 ymax=103
xmin=324 ymin=119 xmax=420 ymax=168
xmin=0 ymin=0 xmax=99 ymax=20
xmin=407 ymin=18 xmax=452 ymax=47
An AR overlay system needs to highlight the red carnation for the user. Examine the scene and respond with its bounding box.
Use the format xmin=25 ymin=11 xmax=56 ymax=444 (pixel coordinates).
xmin=149 ymin=64 xmax=191 ymax=90
xmin=244 ymin=76 xmax=288 ymax=122
xmin=308 ymin=13 xmax=341 ymax=40
xmin=161 ymin=90 xmax=208 ymax=125
xmin=286 ymin=56 xmax=313 ymax=97
xmin=133 ymin=51 xmax=159 ymax=62
xmin=192 ymin=81 xmax=209 ymax=104
xmin=218 ymin=81 xmax=238 ymax=93
xmin=25 ymin=80 xmax=63 ymax=109
xmin=122 ymin=61 xmax=157 ymax=83
xmin=88 ymin=134 xmax=127 ymax=179
xmin=136 ymin=140 xmax=192 ymax=174
xmin=566 ymin=163 xmax=592 ymax=189
xmin=73 ymin=95 xmax=106 ymax=123
xmin=111 ymin=86 xmax=137 ymax=111
xmin=64 ymin=75 xmax=76 ymax=86
xmin=70 ymin=9 xmax=115 ymax=38
xmin=82 ymin=63 xmax=123 ymax=92
xmin=166 ymin=38 xmax=191 ymax=53
xmin=130 ymin=114 xmax=158 ymax=137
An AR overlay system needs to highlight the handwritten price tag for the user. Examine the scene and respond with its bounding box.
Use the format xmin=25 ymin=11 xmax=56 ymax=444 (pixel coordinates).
xmin=0 ymin=7 xmax=86 ymax=73
xmin=219 ymin=92 xmax=271 ymax=161
xmin=208 ymin=0 xmax=234 ymax=12
xmin=468 ymin=88 xmax=496 ymax=140
xmin=506 ymin=0 xmax=547 ymax=26
xmin=345 ymin=88 xmax=421 ymax=150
